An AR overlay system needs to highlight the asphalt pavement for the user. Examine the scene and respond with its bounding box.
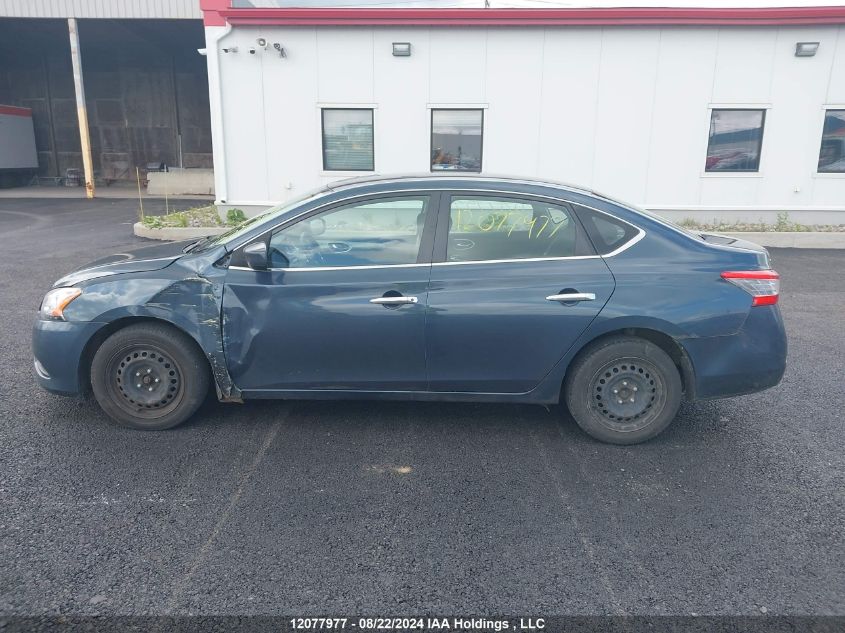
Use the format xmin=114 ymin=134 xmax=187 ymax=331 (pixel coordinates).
xmin=0 ymin=197 xmax=843 ymax=617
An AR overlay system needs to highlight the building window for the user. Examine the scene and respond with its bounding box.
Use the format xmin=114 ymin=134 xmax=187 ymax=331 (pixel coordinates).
xmin=818 ymin=110 xmax=845 ymax=173
xmin=431 ymin=109 xmax=483 ymax=172
xmin=321 ymin=109 xmax=374 ymax=171
xmin=705 ymin=109 xmax=766 ymax=172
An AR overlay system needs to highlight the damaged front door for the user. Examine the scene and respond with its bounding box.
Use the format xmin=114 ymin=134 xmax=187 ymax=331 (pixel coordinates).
xmin=221 ymin=194 xmax=438 ymax=394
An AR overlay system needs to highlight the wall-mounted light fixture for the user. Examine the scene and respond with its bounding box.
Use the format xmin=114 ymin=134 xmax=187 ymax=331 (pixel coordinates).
xmin=795 ymin=42 xmax=819 ymax=57
xmin=392 ymin=42 xmax=411 ymax=57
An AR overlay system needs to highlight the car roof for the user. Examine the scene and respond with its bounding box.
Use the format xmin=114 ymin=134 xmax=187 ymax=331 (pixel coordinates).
xmin=325 ymin=172 xmax=597 ymax=198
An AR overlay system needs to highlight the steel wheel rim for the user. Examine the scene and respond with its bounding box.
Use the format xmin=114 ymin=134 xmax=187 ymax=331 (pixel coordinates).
xmin=106 ymin=345 xmax=184 ymax=419
xmin=589 ymin=356 xmax=666 ymax=433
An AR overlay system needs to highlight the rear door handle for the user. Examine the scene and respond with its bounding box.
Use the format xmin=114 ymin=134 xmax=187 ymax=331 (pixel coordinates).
xmin=369 ymin=296 xmax=419 ymax=305
xmin=546 ymin=292 xmax=596 ymax=303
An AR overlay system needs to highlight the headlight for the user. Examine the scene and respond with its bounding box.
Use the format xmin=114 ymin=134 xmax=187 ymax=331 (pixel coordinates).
xmin=40 ymin=287 xmax=82 ymax=320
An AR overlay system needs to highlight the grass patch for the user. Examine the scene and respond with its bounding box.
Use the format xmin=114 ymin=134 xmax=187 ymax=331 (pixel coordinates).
xmin=141 ymin=205 xmax=246 ymax=230
xmin=679 ymin=212 xmax=845 ymax=233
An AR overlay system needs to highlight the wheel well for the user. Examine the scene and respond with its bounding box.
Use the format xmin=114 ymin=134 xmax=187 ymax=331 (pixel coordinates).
xmin=566 ymin=328 xmax=696 ymax=400
xmin=78 ymin=317 xmax=211 ymax=395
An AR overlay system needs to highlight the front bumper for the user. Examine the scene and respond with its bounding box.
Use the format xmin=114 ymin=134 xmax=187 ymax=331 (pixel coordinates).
xmin=683 ymin=305 xmax=787 ymax=400
xmin=32 ymin=319 xmax=106 ymax=395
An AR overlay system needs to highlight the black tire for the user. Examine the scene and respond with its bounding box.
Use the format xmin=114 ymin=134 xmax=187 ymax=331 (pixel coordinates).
xmin=564 ymin=336 xmax=682 ymax=445
xmin=90 ymin=323 xmax=210 ymax=430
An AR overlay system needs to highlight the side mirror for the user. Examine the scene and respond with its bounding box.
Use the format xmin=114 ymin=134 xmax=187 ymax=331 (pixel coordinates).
xmin=242 ymin=240 xmax=268 ymax=270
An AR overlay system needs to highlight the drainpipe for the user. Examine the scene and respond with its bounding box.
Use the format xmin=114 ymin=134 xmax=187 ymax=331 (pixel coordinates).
xmin=201 ymin=22 xmax=232 ymax=206
xmin=67 ymin=18 xmax=95 ymax=199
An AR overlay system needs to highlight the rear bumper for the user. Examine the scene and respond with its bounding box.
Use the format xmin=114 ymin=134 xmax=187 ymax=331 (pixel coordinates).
xmin=683 ymin=305 xmax=787 ymax=400
xmin=32 ymin=319 xmax=105 ymax=396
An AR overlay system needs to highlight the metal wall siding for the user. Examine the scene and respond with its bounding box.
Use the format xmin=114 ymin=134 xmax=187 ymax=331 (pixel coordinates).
xmin=210 ymin=22 xmax=845 ymax=219
xmin=0 ymin=0 xmax=202 ymax=19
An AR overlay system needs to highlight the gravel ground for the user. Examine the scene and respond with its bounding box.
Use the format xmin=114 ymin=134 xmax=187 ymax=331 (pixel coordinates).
xmin=0 ymin=198 xmax=843 ymax=617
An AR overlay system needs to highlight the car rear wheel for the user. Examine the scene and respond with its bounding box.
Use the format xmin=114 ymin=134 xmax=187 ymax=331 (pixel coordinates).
xmin=564 ymin=336 xmax=682 ymax=445
xmin=90 ymin=323 xmax=210 ymax=430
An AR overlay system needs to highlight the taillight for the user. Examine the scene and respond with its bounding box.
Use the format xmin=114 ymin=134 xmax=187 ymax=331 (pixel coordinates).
xmin=721 ymin=270 xmax=780 ymax=306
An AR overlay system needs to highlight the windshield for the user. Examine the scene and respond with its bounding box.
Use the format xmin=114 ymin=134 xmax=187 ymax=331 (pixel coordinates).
xmin=199 ymin=187 xmax=329 ymax=250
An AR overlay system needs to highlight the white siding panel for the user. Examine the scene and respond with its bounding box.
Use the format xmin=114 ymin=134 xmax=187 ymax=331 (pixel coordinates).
xmin=219 ymin=30 xmax=270 ymax=203
xmin=592 ymin=28 xmax=660 ymax=202
xmin=262 ymin=28 xmax=321 ymax=202
xmin=761 ymin=26 xmax=838 ymax=207
xmin=812 ymin=177 xmax=845 ymax=208
xmin=316 ymin=28 xmax=374 ymax=104
xmin=646 ymin=28 xmax=718 ymax=205
xmin=826 ymin=26 xmax=845 ymax=102
xmin=373 ymin=28 xmax=431 ymax=175
xmin=712 ymin=28 xmax=777 ymax=103
xmin=699 ymin=174 xmax=761 ymax=208
xmin=211 ymin=23 xmax=845 ymax=217
xmin=483 ymin=28 xmax=544 ymax=175
xmin=536 ymin=27 xmax=602 ymax=187
xmin=428 ymin=28 xmax=486 ymax=104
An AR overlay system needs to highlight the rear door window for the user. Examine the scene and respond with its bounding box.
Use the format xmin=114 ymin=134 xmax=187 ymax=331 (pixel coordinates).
xmin=446 ymin=196 xmax=592 ymax=263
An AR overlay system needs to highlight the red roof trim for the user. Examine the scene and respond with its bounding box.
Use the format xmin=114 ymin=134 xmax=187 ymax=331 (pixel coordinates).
xmin=0 ymin=105 xmax=32 ymax=117
xmin=201 ymin=0 xmax=229 ymax=26
xmin=215 ymin=6 xmax=845 ymax=27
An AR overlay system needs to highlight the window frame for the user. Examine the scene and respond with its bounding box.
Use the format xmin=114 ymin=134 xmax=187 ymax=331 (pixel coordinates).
xmin=815 ymin=106 xmax=845 ymax=176
xmin=432 ymin=191 xmax=602 ymax=265
xmin=430 ymin=108 xmax=485 ymax=173
xmin=703 ymin=106 xmax=768 ymax=176
xmin=320 ymin=107 xmax=375 ymax=173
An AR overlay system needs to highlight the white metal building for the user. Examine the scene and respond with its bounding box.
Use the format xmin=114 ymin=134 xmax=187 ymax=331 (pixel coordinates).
xmin=200 ymin=2 xmax=845 ymax=223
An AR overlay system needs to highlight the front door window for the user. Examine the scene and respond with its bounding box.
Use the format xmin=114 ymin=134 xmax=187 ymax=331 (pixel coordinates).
xmin=269 ymin=196 xmax=431 ymax=268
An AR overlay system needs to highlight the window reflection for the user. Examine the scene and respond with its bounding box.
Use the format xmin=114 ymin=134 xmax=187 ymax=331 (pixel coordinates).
xmin=322 ymin=109 xmax=374 ymax=171
xmin=447 ymin=197 xmax=579 ymax=262
xmin=269 ymin=197 xmax=429 ymax=268
xmin=431 ymin=109 xmax=483 ymax=172
xmin=705 ymin=109 xmax=766 ymax=172
xmin=818 ymin=110 xmax=845 ymax=173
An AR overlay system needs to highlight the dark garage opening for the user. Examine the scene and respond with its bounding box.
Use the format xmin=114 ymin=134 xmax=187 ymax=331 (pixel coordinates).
xmin=0 ymin=17 xmax=212 ymax=184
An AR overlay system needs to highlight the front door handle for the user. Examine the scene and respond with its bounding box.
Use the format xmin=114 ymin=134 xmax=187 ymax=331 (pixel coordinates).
xmin=546 ymin=292 xmax=596 ymax=303
xmin=369 ymin=296 xmax=419 ymax=305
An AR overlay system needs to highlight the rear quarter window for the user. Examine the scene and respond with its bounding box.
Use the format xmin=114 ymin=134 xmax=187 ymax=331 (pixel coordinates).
xmin=575 ymin=206 xmax=641 ymax=255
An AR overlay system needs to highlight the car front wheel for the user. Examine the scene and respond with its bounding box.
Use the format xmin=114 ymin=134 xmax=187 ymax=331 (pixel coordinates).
xmin=564 ymin=336 xmax=683 ymax=445
xmin=90 ymin=323 xmax=210 ymax=430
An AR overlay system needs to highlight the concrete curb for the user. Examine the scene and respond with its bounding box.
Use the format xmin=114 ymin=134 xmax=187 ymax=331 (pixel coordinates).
xmin=721 ymin=232 xmax=845 ymax=249
xmin=133 ymin=222 xmax=227 ymax=241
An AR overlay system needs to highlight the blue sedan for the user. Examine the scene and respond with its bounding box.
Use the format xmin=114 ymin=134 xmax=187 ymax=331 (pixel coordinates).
xmin=32 ymin=175 xmax=786 ymax=444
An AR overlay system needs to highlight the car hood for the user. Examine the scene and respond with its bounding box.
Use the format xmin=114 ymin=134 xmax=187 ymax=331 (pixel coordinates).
xmin=53 ymin=239 xmax=195 ymax=287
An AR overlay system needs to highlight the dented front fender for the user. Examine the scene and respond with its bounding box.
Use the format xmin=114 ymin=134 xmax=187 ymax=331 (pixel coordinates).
xmin=60 ymin=246 xmax=242 ymax=401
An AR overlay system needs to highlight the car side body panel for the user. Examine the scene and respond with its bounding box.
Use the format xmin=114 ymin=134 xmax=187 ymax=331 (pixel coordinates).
xmin=222 ymin=265 xmax=431 ymax=391
xmin=32 ymin=176 xmax=787 ymax=408
xmin=425 ymin=257 xmax=615 ymax=393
